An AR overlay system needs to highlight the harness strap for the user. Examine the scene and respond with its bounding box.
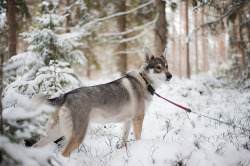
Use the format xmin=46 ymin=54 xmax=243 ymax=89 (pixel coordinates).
xmin=139 ymin=72 xmax=155 ymax=95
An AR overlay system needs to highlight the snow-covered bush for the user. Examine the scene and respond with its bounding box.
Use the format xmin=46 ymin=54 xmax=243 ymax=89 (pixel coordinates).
xmin=0 ymin=89 xmax=59 ymax=166
xmin=5 ymin=60 xmax=81 ymax=98
xmin=5 ymin=0 xmax=86 ymax=95
xmin=0 ymin=1 xmax=86 ymax=165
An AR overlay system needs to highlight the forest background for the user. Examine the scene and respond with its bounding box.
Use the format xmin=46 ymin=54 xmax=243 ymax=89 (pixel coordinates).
xmin=0 ymin=0 xmax=249 ymax=165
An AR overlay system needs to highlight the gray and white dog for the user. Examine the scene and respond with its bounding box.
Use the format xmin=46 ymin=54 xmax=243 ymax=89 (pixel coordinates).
xmin=33 ymin=47 xmax=172 ymax=157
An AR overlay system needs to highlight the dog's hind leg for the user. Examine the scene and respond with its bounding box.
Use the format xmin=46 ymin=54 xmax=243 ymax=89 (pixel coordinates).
xmin=60 ymin=108 xmax=90 ymax=157
xmin=33 ymin=117 xmax=63 ymax=147
xmin=120 ymin=121 xmax=131 ymax=148
xmin=61 ymin=133 xmax=85 ymax=157
xmin=61 ymin=122 xmax=89 ymax=157
xmin=132 ymin=116 xmax=144 ymax=140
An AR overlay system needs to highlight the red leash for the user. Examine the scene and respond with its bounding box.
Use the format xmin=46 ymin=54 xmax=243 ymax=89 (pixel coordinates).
xmin=154 ymin=92 xmax=191 ymax=113
xmin=154 ymin=92 xmax=250 ymax=132
xmin=139 ymin=73 xmax=249 ymax=132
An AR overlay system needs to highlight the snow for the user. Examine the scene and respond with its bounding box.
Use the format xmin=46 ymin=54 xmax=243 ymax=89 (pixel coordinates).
xmin=0 ymin=136 xmax=60 ymax=166
xmin=24 ymin=75 xmax=250 ymax=166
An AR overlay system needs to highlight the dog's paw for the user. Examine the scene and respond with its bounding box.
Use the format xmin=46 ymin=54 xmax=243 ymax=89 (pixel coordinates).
xmin=116 ymin=140 xmax=130 ymax=149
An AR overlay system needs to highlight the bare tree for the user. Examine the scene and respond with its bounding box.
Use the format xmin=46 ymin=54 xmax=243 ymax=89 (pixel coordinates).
xmin=194 ymin=10 xmax=198 ymax=74
xmin=171 ymin=11 xmax=176 ymax=73
xmin=7 ymin=0 xmax=17 ymax=58
xmin=179 ymin=2 xmax=183 ymax=78
xmin=60 ymin=0 xmax=70 ymax=33
xmin=0 ymin=54 xmax=3 ymax=135
xmin=201 ymin=7 xmax=205 ymax=72
xmin=185 ymin=0 xmax=190 ymax=78
xmin=154 ymin=0 xmax=167 ymax=56
xmin=116 ymin=0 xmax=127 ymax=76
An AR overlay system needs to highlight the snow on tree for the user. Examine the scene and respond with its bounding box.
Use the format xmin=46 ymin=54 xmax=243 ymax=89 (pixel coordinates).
xmin=0 ymin=1 xmax=86 ymax=165
xmin=5 ymin=1 xmax=85 ymax=97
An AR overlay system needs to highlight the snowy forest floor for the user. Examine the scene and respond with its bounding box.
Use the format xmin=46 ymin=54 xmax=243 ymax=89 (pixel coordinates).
xmin=44 ymin=75 xmax=250 ymax=166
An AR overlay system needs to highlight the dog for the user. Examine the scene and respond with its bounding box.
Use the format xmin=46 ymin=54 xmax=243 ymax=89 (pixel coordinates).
xmin=33 ymin=47 xmax=172 ymax=157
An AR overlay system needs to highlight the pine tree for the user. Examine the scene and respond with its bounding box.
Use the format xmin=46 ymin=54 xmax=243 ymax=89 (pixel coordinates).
xmin=0 ymin=1 xmax=86 ymax=165
xmin=6 ymin=1 xmax=85 ymax=97
xmin=155 ymin=0 xmax=167 ymax=56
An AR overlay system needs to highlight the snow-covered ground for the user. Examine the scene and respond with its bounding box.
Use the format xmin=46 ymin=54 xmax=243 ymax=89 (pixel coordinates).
xmin=43 ymin=75 xmax=250 ymax=166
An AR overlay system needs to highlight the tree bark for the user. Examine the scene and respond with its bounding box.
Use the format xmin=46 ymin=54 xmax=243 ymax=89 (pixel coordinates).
xmin=0 ymin=54 xmax=3 ymax=135
xmin=219 ymin=31 xmax=226 ymax=62
xmin=185 ymin=0 xmax=190 ymax=78
xmin=238 ymin=11 xmax=246 ymax=65
xmin=7 ymin=0 xmax=17 ymax=58
xmin=116 ymin=0 xmax=127 ymax=76
xmin=154 ymin=0 xmax=167 ymax=56
xmin=194 ymin=10 xmax=198 ymax=74
xmin=201 ymin=7 xmax=205 ymax=72
xmin=61 ymin=0 xmax=70 ymax=33
xmin=172 ymin=11 xmax=176 ymax=74
xmin=179 ymin=3 xmax=183 ymax=78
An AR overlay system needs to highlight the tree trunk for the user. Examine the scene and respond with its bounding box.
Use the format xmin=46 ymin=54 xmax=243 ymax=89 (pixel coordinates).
xmin=201 ymin=7 xmax=205 ymax=72
xmin=7 ymin=0 xmax=17 ymax=58
xmin=0 ymin=54 xmax=3 ymax=135
xmin=172 ymin=11 xmax=176 ymax=74
xmin=154 ymin=0 xmax=167 ymax=56
xmin=61 ymin=0 xmax=70 ymax=33
xmin=0 ymin=54 xmax=2 ymax=164
xmin=116 ymin=0 xmax=127 ymax=76
xmin=238 ymin=12 xmax=246 ymax=66
xmin=185 ymin=0 xmax=190 ymax=78
xmin=179 ymin=3 xmax=183 ymax=78
xmin=194 ymin=10 xmax=198 ymax=74
xmin=219 ymin=31 xmax=226 ymax=62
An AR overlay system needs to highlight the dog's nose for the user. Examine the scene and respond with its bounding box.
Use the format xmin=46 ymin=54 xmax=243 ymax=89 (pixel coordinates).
xmin=166 ymin=73 xmax=172 ymax=81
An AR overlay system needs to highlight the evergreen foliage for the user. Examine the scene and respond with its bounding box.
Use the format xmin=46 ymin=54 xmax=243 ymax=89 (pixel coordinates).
xmin=0 ymin=1 xmax=86 ymax=165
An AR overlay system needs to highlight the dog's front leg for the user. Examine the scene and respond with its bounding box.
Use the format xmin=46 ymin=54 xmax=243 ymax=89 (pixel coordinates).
xmin=120 ymin=121 xmax=131 ymax=148
xmin=132 ymin=117 xmax=144 ymax=140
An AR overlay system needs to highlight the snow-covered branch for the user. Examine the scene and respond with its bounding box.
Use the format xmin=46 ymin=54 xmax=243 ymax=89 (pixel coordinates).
xmin=186 ymin=0 xmax=245 ymax=44
xmin=232 ymin=20 xmax=250 ymax=27
xmin=96 ymin=26 xmax=153 ymax=46
xmin=98 ymin=13 xmax=159 ymax=37
xmin=111 ymin=43 xmax=154 ymax=56
xmin=81 ymin=0 xmax=155 ymax=30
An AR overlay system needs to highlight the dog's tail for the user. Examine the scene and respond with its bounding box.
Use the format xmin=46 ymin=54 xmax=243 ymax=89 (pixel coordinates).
xmin=33 ymin=94 xmax=66 ymax=108
xmin=33 ymin=94 xmax=66 ymax=129
xmin=48 ymin=95 xmax=66 ymax=107
xmin=33 ymin=94 xmax=66 ymax=138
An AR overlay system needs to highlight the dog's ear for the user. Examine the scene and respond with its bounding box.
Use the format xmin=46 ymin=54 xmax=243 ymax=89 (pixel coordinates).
xmin=144 ymin=47 xmax=154 ymax=63
xmin=162 ymin=48 xmax=167 ymax=59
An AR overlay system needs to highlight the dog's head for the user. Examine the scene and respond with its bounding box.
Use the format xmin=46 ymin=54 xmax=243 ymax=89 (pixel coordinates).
xmin=142 ymin=47 xmax=172 ymax=86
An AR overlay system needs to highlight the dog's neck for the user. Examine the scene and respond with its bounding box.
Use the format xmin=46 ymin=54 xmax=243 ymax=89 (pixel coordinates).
xmin=139 ymin=71 xmax=155 ymax=95
xmin=139 ymin=71 xmax=151 ymax=83
xmin=140 ymin=70 xmax=163 ymax=88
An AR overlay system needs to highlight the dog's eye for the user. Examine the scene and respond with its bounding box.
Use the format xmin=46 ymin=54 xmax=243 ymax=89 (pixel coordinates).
xmin=156 ymin=66 xmax=162 ymax=70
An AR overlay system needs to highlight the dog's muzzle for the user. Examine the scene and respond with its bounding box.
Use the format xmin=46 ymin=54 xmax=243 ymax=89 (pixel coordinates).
xmin=166 ymin=73 xmax=172 ymax=81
